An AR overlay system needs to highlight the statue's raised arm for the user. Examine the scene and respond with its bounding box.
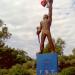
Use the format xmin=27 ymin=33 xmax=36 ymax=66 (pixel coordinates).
xmin=47 ymin=0 xmax=53 ymax=23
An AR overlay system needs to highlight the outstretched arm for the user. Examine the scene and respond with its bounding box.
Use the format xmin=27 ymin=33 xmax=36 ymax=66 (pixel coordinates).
xmin=48 ymin=0 xmax=53 ymax=22
xmin=36 ymin=22 xmax=42 ymax=35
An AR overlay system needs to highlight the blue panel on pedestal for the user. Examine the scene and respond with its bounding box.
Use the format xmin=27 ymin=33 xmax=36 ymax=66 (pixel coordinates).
xmin=36 ymin=52 xmax=58 ymax=75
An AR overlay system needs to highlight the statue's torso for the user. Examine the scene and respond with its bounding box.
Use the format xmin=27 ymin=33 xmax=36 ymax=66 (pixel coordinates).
xmin=41 ymin=19 xmax=50 ymax=34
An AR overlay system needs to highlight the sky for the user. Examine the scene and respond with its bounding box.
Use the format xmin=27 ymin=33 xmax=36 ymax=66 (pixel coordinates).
xmin=0 ymin=0 xmax=75 ymax=58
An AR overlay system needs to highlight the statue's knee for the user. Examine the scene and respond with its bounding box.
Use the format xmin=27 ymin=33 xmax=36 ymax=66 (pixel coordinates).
xmin=40 ymin=43 xmax=44 ymax=48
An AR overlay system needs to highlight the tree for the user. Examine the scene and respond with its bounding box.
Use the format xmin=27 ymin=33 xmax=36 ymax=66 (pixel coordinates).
xmin=72 ymin=48 xmax=75 ymax=55
xmin=9 ymin=64 xmax=23 ymax=75
xmin=0 ymin=19 xmax=3 ymax=27
xmin=0 ymin=69 xmax=8 ymax=75
xmin=0 ymin=47 xmax=32 ymax=68
xmin=0 ymin=19 xmax=32 ymax=69
xmin=0 ymin=20 xmax=11 ymax=47
xmin=56 ymin=38 xmax=65 ymax=55
xmin=59 ymin=67 xmax=75 ymax=75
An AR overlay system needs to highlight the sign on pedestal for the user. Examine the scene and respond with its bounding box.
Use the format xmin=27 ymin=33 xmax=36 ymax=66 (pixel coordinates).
xmin=36 ymin=52 xmax=58 ymax=75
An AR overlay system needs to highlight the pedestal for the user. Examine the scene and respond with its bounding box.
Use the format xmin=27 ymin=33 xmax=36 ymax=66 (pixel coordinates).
xmin=36 ymin=52 xmax=58 ymax=75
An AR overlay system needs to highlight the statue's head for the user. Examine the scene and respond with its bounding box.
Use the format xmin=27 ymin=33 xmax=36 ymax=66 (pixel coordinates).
xmin=43 ymin=14 xmax=48 ymax=20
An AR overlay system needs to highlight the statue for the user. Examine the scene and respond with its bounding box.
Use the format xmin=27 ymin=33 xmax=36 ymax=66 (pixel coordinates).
xmin=36 ymin=0 xmax=55 ymax=53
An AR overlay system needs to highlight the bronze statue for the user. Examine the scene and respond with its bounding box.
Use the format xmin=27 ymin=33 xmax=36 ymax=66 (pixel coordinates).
xmin=36 ymin=0 xmax=55 ymax=53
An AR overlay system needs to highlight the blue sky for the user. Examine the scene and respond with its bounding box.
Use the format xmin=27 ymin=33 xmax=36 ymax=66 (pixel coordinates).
xmin=0 ymin=0 xmax=75 ymax=58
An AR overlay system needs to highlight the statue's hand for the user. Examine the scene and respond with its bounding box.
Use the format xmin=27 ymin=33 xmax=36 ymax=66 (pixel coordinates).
xmin=41 ymin=0 xmax=47 ymax=7
xmin=36 ymin=31 xmax=40 ymax=35
xmin=36 ymin=27 xmax=41 ymax=35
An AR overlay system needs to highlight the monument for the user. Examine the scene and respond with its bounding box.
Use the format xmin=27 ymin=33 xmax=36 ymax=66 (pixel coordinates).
xmin=36 ymin=0 xmax=58 ymax=75
xmin=36 ymin=0 xmax=55 ymax=53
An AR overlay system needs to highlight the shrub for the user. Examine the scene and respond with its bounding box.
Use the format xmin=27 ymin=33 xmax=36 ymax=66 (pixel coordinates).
xmin=59 ymin=67 xmax=75 ymax=75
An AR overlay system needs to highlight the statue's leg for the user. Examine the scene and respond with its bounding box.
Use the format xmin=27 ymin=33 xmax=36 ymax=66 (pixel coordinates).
xmin=40 ymin=33 xmax=46 ymax=53
xmin=47 ymin=32 xmax=55 ymax=52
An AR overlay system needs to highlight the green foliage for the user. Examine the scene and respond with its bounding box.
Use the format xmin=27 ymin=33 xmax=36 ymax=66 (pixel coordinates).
xmin=9 ymin=64 xmax=23 ymax=75
xmin=0 ymin=61 xmax=36 ymax=75
xmin=0 ymin=65 xmax=35 ymax=75
xmin=59 ymin=67 xmax=75 ymax=75
xmin=0 ymin=31 xmax=3 ymax=38
xmin=0 ymin=69 xmax=8 ymax=75
xmin=56 ymin=38 xmax=65 ymax=55
xmin=72 ymin=48 xmax=75 ymax=55
xmin=0 ymin=28 xmax=11 ymax=47
xmin=27 ymin=69 xmax=36 ymax=75
xmin=0 ymin=20 xmax=12 ymax=48
xmin=58 ymin=55 xmax=75 ymax=71
xmin=22 ymin=61 xmax=34 ymax=69
xmin=43 ymin=43 xmax=51 ymax=53
xmin=0 ymin=19 xmax=3 ymax=27
xmin=0 ymin=47 xmax=32 ymax=68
